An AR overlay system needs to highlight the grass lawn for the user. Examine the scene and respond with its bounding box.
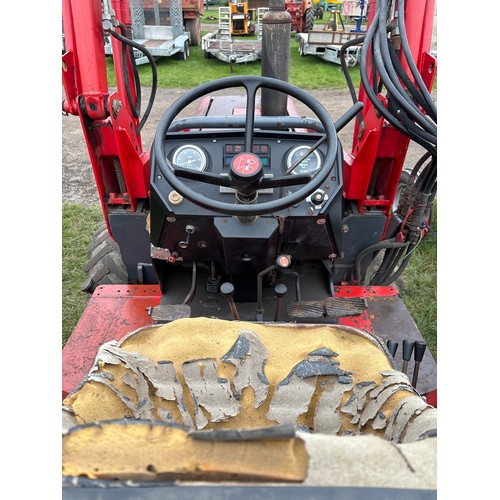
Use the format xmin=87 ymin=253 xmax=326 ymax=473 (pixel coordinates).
xmin=62 ymin=204 xmax=103 ymax=346
xmin=106 ymin=33 xmax=361 ymax=90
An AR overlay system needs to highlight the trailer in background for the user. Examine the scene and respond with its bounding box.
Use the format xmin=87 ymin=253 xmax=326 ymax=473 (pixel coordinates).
xmin=296 ymin=29 xmax=362 ymax=66
xmin=104 ymin=0 xmax=191 ymax=63
xmin=202 ymin=6 xmax=267 ymax=64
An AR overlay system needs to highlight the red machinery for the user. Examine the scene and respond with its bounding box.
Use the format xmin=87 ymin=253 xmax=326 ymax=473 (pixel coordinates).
xmin=62 ymin=0 xmax=437 ymax=494
xmin=285 ymin=0 xmax=316 ymax=32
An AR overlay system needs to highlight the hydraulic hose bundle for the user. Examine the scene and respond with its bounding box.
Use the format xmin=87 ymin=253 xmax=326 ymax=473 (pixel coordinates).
xmin=106 ymin=21 xmax=158 ymax=134
xmin=347 ymin=0 xmax=437 ymax=286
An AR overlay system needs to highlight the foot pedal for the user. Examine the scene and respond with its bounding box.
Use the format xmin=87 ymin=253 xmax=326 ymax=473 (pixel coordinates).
xmin=148 ymin=304 xmax=191 ymax=322
xmin=324 ymin=297 xmax=367 ymax=318
xmin=286 ymin=297 xmax=367 ymax=319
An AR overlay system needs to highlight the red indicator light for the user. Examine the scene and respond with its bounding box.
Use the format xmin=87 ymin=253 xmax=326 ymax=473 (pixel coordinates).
xmin=276 ymin=255 xmax=291 ymax=268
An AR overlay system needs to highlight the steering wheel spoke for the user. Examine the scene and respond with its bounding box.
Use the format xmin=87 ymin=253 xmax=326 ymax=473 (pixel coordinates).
xmin=242 ymin=79 xmax=261 ymax=153
xmin=173 ymin=165 xmax=232 ymax=188
xmin=259 ymin=174 xmax=311 ymax=189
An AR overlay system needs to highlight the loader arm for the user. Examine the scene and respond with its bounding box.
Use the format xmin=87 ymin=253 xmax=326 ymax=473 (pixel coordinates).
xmin=62 ymin=0 xmax=151 ymax=230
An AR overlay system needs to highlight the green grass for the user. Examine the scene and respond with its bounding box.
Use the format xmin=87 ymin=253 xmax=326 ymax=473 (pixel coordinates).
xmin=62 ymin=203 xmax=103 ymax=346
xmin=400 ymin=205 xmax=437 ymax=358
xmin=107 ymin=36 xmax=361 ymax=90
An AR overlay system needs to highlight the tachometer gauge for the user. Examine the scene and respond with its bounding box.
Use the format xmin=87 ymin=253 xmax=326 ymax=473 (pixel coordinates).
xmin=286 ymin=146 xmax=322 ymax=176
xmin=171 ymin=145 xmax=207 ymax=171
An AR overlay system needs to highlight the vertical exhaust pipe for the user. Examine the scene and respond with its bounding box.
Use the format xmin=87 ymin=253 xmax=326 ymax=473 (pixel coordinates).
xmin=261 ymin=0 xmax=291 ymax=116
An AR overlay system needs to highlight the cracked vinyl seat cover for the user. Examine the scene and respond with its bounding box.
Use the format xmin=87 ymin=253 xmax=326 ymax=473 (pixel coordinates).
xmin=62 ymin=318 xmax=437 ymax=489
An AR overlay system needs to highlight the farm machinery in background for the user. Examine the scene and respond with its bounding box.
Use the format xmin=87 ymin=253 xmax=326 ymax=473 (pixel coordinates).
xmin=142 ymin=0 xmax=205 ymax=45
xmin=103 ymin=0 xmax=192 ymax=62
xmin=202 ymin=5 xmax=267 ymax=63
xmin=228 ymin=1 xmax=256 ymax=35
xmin=285 ymin=0 xmax=317 ymax=33
xmin=62 ymin=0 xmax=437 ymax=496
xmin=296 ymin=0 xmax=368 ymax=65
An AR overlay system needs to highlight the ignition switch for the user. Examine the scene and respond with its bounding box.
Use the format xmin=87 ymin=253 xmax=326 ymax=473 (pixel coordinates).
xmin=310 ymin=190 xmax=327 ymax=207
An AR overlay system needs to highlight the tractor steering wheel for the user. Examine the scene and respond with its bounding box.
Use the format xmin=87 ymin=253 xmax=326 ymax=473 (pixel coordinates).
xmin=153 ymin=76 xmax=338 ymax=216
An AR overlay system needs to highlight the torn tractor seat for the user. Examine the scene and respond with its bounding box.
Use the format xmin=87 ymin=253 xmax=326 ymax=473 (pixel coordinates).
xmin=62 ymin=318 xmax=437 ymax=488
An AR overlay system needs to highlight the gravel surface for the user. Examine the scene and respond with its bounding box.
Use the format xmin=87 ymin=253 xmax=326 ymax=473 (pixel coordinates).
xmin=62 ymin=86 xmax=429 ymax=206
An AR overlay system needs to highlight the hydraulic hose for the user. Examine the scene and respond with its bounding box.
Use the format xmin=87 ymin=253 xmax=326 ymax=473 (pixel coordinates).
xmin=387 ymin=41 xmax=434 ymax=118
xmin=106 ymin=26 xmax=158 ymax=134
xmin=358 ymin=1 xmax=437 ymax=154
xmin=397 ymin=0 xmax=437 ymax=121
xmin=116 ymin=22 xmax=140 ymax=121
xmin=373 ymin=11 xmax=436 ymax=136
xmin=352 ymin=239 xmax=410 ymax=284
xmin=339 ymin=35 xmax=366 ymax=129
xmin=379 ymin=244 xmax=415 ymax=286
xmin=347 ymin=0 xmax=437 ymax=287
xmin=340 ymin=36 xmax=366 ymax=104
xmin=372 ymin=245 xmax=409 ymax=285
xmin=359 ymin=11 xmax=420 ymax=143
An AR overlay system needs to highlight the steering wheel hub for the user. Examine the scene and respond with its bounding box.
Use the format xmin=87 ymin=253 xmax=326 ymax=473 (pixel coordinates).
xmin=231 ymin=153 xmax=262 ymax=177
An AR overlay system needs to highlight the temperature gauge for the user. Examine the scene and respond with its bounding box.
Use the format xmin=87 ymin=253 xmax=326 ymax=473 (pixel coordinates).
xmin=286 ymin=146 xmax=322 ymax=176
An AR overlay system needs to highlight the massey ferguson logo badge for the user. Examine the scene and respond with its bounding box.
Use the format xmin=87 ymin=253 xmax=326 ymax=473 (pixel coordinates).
xmin=232 ymin=153 xmax=260 ymax=175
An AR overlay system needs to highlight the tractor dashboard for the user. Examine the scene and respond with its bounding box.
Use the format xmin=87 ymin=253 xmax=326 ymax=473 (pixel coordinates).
xmin=152 ymin=129 xmax=341 ymax=218
xmin=150 ymin=128 xmax=344 ymax=283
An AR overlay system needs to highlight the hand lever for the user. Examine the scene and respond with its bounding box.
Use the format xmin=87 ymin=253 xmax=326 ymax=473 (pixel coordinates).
xmin=386 ymin=340 xmax=398 ymax=358
xmin=402 ymin=340 xmax=415 ymax=375
xmin=411 ymin=341 xmax=427 ymax=388
xmin=273 ymin=284 xmax=287 ymax=322
xmin=220 ymin=282 xmax=240 ymax=320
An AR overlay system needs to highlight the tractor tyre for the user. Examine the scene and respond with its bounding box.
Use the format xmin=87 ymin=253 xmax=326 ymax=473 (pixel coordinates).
xmin=81 ymin=223 xmax=128 ymax=294
xmin=185 ymin=17 xmax=201 ymax=47
xmin=304 ymin=8 xmax=315 ymax=33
